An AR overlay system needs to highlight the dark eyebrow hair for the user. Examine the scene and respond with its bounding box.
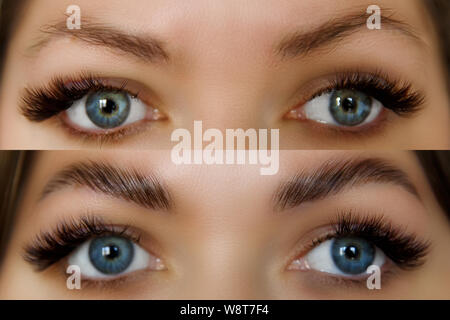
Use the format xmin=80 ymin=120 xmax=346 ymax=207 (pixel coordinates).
xmin=40 ymin=161 xmax=172 ymax=211
xmin=274 ymin=158 xmax=419 ymax=211
xmin=276 ymin=10 xmax=422 ymax=59
xmin=29 ymin=19 xmax=169 ymax=63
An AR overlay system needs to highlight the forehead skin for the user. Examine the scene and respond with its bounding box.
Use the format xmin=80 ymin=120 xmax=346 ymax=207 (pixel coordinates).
xmin=0 ymin=0 xmax=448 ymax=149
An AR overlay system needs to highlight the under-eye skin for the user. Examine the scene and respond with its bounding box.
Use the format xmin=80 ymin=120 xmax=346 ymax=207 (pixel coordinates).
xmin=19 ymin=73 xmax=167 ymax=140
xmin=23 ymin=216 xmax=166 ymax=283
xmin=288 ymin=213 xmax=430 ymax=285
xmin=285 ymin=71 xmax=425 ymax=133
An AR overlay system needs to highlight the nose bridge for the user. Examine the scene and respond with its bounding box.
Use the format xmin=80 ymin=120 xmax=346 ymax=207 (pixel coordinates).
xmin=168 ymin=176 xmax=262 ymax=298
xmin=181 ymin=233 xmax=269 ymax=299
xmin=180 ymin=73 xmax=272 ymax=130
xmin=179 ymin=200 xmax=273 ymax=299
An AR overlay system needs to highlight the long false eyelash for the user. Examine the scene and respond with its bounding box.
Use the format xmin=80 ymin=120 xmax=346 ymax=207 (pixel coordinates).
xmin=312 ymin=71 xmax=425 ymax=116
xmin=311 ymin=212 xmax=430 ymax=270
xmin=20 ymin=73 xmax=138 ymax=122
xmin=23 ymin=216 xmax=140 ymax=271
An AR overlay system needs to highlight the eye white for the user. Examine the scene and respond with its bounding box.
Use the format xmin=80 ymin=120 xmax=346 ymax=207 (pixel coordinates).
xmin=304 ymin=239 xmax=386 ymax=276
xmin=303 ymin=92 xmax=383 ymax=126
xmin=65 ymin=95 xmax=147 ymax=130
xmin=67 ymin=239 xmax=151 ymax=279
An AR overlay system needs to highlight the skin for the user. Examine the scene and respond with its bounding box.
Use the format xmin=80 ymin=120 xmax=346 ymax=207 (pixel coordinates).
xmin=0 ymin=151 xmax=449 ymax=299
xmin=0 ymin=0 xmax=448 ymax=149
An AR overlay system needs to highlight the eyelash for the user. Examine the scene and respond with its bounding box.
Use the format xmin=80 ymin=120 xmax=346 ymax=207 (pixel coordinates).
xmin=20 ymin=74 xmax=140 ymax=123
xmin=20 ymin=74 xmax=160 ymax=143
xmin=23 ymin=216 xmax=140 ymax=272
xmin=26 ymin=213 xmax=429 ymax=272
xmin=285 ymin=71 xmax=425 ymax=138
xmin=307 ymin=71 xmax=425 ymax=117
xmin=303 ymin=212 xmax=430 ymax=271
xmin=21 ymin=71 xmax=423 ymax=122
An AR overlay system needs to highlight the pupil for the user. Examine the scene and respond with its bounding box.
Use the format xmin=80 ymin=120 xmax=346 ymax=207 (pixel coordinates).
xmin=342 ymin=97 xmax=356 ymax=112
xmin=99 ymin=99 xmax=118 ymax=115
xmin=102 ymin=245 xmax=120 ymax=260
xmin=344 ymin=245 xmax=359 ymax=260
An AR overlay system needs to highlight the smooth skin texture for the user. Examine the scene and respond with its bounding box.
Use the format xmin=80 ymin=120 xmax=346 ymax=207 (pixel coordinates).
xmin=0 ymin=0 xmax=449 ymax=149
xmin=0 ymin=151 xmax=449 ymax=299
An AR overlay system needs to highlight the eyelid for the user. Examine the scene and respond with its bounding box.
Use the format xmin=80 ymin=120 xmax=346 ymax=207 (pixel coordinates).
xmin=285 ymin=212 xmax=430 ymax=273
xmin=20 ymin=73 xmax=167 ymax=122
xmin=294 ymin=70 xmax=423 ymax=110
xmin=20 ymin=74 xmax=168 ymax=142
xmin=23 ymin=216 xmax=153 ymax=272
xmin=283 ymin=70 xmax=424 ymax=128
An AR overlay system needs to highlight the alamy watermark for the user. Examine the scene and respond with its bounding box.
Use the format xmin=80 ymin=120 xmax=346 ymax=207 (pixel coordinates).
xmin=171 ymin=121 xmax=280 ymax=175
xmin=66 ymin=5 xmax=81 ymax=30
xmin=367 ymin=5 xmax=381 ymax=30
xmin=66 ymin=265 xmax=81 ymax=290
xmin=366 ymin=265 xmax=381 ymax=290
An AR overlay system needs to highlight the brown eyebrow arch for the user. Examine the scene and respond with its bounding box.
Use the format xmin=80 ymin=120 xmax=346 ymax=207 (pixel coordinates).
xmin=274 ymin=158 xmax=420 ymax=211
xmin=276 ymin=9 xmax=423 ymax=59
xmin=29 ymin=18 xmax=169 ymax=63
xmin=40 ymin=161 xmax=172 ymax=211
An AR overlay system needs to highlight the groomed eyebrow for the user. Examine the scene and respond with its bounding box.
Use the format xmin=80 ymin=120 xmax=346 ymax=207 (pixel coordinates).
xmin=29 ymin=19 xmax=169 ymax=63
xmin=276 ymin=9 xmax=423 ymax=59
xmin=40 ymin=161 xmax=172 ymax=211
xmin=274 ymin=158 xmax=419 ymax=211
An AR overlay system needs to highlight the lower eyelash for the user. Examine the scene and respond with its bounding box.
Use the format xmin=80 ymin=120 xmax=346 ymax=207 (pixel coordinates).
xmin=20 ymin=73 xmax=137 ymax=122
xmin=80 ymin=269 xmax=153 ymax=290
xmin=305 ymin=267 xmax=398 ymax=290
xmin=23 ymin=216 xmax=140 ymax=271
xmin=55 ymin=115 xmax=153 ymax=145
xmin=300 ymin=110 xmax=391 ymax=140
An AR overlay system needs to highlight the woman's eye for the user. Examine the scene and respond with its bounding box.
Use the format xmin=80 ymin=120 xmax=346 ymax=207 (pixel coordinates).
xmin=67 ymin=236 xmax=165 ymax=279
xmin=291 ymin=89 xmax=383 ymax=128
xmin=293 ymin=237 xmax=386 ymax=276
xmin=64 ymin=90 xmax=161 ymax=131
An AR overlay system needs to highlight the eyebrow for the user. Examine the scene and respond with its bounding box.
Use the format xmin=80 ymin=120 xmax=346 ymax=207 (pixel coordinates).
xmin=274 ymin=158 xmax=419 ymax=211
xmin=40 ymin=161 xmax=172 ymax=211
xmin=276 ymin=10 xmax=422 ymax=59
xmin=29 ymin=19 xmax=170 ymax=63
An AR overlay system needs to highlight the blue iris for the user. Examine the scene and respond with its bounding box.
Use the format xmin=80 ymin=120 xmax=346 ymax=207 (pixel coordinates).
xmin=331 ymin=237 xmax=375 ymax=275
xmin=89 ymin=236 xmax=134 ymax=275
xmin=85 ymin=91 xmax=131 ymax=129
xmin=329 ymin=89 xmax=372 ymax=126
